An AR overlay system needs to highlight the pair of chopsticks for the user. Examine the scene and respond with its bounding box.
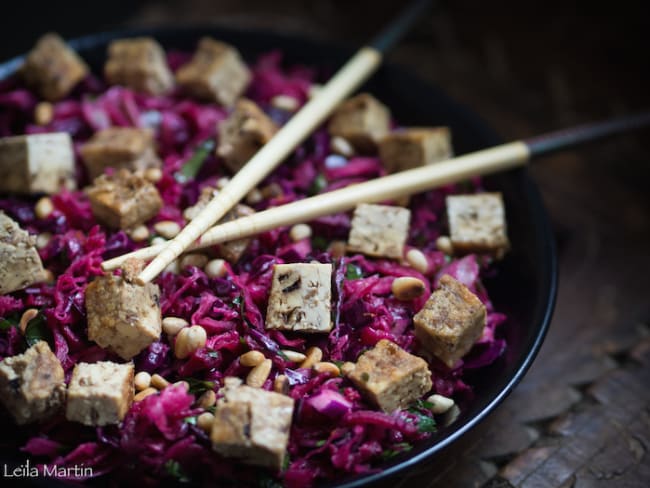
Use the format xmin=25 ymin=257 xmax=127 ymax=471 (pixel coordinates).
xmin=104 ymin=0 xmax=650 ymax=275
xmin=103 ymin=112 xmax=650 ymax=272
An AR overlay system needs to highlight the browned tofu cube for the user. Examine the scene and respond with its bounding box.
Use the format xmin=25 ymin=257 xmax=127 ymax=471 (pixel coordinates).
xmin=176 ymin=37 xmax=251 ymax=106
xmin=413 ymin=275 xmax=486 ymax=368
xmin=66 ymin=361 xmax=134 ymax=426
xmin=347 ymin=340 xmax=432 ymax=413
xmin=0 ymin=212 xmax=45 ymax=294
xmin=86 ymin=169 xmax=162 ymax=230
xmin=347 ymin=203 xmax=411 ymax=259
xmin=378 ymin=127 xmax=453 ymax=173
xmin=85 ymin=270 xmax=161 ymax=360
xmin=80 ymin=127 xmax=161 ymax=180
xmin=217 ymin=99 xmax=278 ymax=173
xmin=328 ymin=93 xmax=390 ymax=153
xmin=446 ymin=193 xmax=510 ymax=259
xmin=211 ymin=377 xmax=294 ymax=470
xmin=265 ymin=263 xmax=332 ymax=333
xmin=0 ymin=341 xmax=66 ymax=424
xmin=0 ymin=133 xmax=76 ymax=195
xmin=104 ymin=37 xmax=173 ymax=95
xmin=22 ymin=33 xmax=88 ymax=101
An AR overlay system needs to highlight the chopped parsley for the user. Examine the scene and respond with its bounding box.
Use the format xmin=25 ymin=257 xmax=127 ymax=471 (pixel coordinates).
xmin=308 ymin=173 xmax=327 ymax=196
xmin=180 ymin=377 xmax=215 ymax=396
xmin=176 ymin=139 xmax=215 ymax=183
xmin=345 ymin=263 xmax=363 ymax=280
xmin=164 ymin=460 xmax=190 ymax=483
xmin=24 ymin=312 xmax=53 ymax=347
xmin=381 ymin=442 xmax=413 ymax=460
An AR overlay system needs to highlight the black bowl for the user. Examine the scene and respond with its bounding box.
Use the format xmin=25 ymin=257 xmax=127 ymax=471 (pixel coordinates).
xmin=0 ymin=26 xmax=557 ymax=487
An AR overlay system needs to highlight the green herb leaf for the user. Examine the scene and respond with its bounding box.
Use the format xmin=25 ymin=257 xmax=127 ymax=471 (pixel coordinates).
xmin=180 ymin=377 xmax=215 ymax=396
xmin=315 ymin=439 xmax=326 ymax=447
xmin=24 ymin=312 xmax=52 ymax=347
xmin=381 ymin=442 xmax=412 ymax=460
xmin=308 ymin=173 xmax=327 ymax=196
xmin=311 ymin=236 xmax=329 ymax=251
xmin=183 ymin=416 xmax=197 ymax=425
xmin=407 ymin=406 xmax=437 ymax=433
xmin=176 ymin=139 xmax=215 ymax=183
xmin=345 ymin=263 xmax=363 ymax=280
xmin=164 ymin=460 xmax=190 ymax=483
xmin=0 ymin=316 xmax=17 ymax=331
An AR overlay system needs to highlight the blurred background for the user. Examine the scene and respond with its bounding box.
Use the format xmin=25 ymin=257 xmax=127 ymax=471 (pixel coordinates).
xmin=2 ymin=1 xmax=649 ymax=486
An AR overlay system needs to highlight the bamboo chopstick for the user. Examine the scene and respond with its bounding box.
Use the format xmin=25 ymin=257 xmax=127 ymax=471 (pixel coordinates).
xmin=102 ymin=109 xmax=650 ymax=272
xmin=135 ymin=0 xmax=433 ymax=284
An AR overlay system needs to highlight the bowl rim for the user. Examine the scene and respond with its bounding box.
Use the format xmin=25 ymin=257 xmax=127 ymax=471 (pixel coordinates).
xmin=0 ymin=25 xmax=558 ymax=487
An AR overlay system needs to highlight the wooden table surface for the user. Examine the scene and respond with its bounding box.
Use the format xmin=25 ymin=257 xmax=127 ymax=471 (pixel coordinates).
xmin=3 ymin=1 xmax=649 ymax=486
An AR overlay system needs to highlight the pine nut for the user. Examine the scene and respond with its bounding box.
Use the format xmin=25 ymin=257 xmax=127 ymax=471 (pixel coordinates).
xmin=340 ymin=361 xmax=356 ymax=376
xmin=36 ymin=232 xmax=52 ymax=250
xmin=180 ymin=253 xmax=209 ymax=270
xmin=134 ymin=387 xmax=157 ymax=402
xmin=183 ymin=205 xmax=200 ymax=221
xmin=162 ymin=317 xmax=188 ymax=336
xmin=246 ymin=358 xmax=272 ymax=388
xmin=129 ymin=225 xmax=150 ymax=242
xmin=327 ymin=240 xmax=347 ymax=259
xmin=151 ymin=374 xmax=170 ymax=390
xmin=34 ymin=197 xmax=54 ymax=219
xmin=261 ymin=183 xmax=283 ymax=199
xmin=216 ymin=177 xmax=231 ymax=189
xmin=406 ymin=249 xmax=429 ymax=274
xmin=34 ymin=101 xmax=53 ymax=126
xmin=313 ymin=361 xmax=340 ymax=377
xmin=174 ymin=380 xmax=190 ymax=390
xmin=274 ymin=374 xmax=289 ymax=395
xmin=391 ymin=276 xmax=426 ymax=301
xmin=289 ymin=224 xmax=312 ymax=242
xmin=197 ymin=412 xmax=215 ymax=432
xmin=144 ymin=167 xmax=162 ymax=183
xmin=308 ymin=84 xmax=323 ymax=98
xmin=330 ymin=136 xmax=355 ymax=157
xmin=245 ymin=188 xmax=263 ymax=205
xmin=300 ymin=347 xmax=323 ymax=369
xmin=427 ymin=394 xmax=455 ymax=414
xmin=19 ymin=309 xmax=39 ymax=334
xmin=164 ymin=259 xmax=180 ymax=275
xmin=204 ymin=259 xmax=227 ymax=279
xmin=134 ymin=371 xmax=152 ymax=391
xmin=240 ymin=350 xmax=265 ymax=367
xmin=151 ymin=236 xmax=167 ymax=246
xmin=436 ymin=236 xmax=454 ymax=255
xmin=154 ymin=220 xmax=181 ymax=239
xmin=198 ymin=390 xmax=216 ymax=409
xmin=271 ymin=94 xmax=299 ymax=112
xmin=174 ymin=325 xmax=207 ymax=359
xmin=281 ymin=350 xmax=306 ymax=363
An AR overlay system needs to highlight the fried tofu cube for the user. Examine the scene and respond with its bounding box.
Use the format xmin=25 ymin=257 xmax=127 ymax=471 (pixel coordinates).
xmin=328 ymin=93 xmax=390 ymax=153
xmin=378 ymin=127 xmax=453 ymax=173
xmin=347 ymin=340 xmax=432 ymax=413
xmin=446 ymin=193 xmax=510 ymax=259
xmin=0 ymin=341 xmax=66 ymax=424
xmin=66 ymin=361 xmax=134 ymax=426
xmin=80 ymin=127 xmax=161 ymax=180
xmin=0 ymin=212 xmax=46 ymax=294
xmin=104 ymin=37 xmax=173 ymax=95
xmin=265 ymin=263 xmax=332 ymax=333
xmin=211 ymin=377 xmax=294 ymax=469
xmin=347 ymin=203 xmax=411 ymax=259
xmin=414 ymin=275 xmax=486 ymax=368
xmin=176 ymin=37 xmax=251 ymax=106
xmin=22 ymin=33 xmax=88 ymax=101
xmin=0 ymin=133 xmax=75 ymax=195
xmin=86 ymin=169 xmax=162 ymax=230
xmin=85 ymin=271 xmax=161 ymax=360
xmin=217 ymin=99 xmax=278 ymax=173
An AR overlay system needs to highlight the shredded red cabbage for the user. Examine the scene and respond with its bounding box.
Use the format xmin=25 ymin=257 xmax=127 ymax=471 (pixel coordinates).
xmin=0 ymin=47 xmax=509 ymax=487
